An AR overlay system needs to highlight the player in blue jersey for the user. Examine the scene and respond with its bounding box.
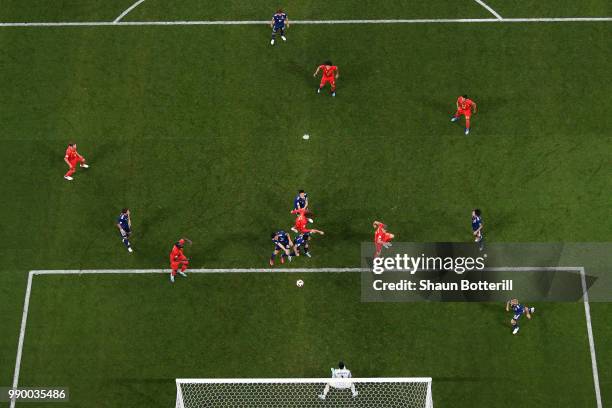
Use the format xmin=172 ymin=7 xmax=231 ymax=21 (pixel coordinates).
xmin=116 ymin=208 xmax=133 ymax=253
xmin=270 ymin=9 xmax=289 ymax=45
xmin=293 ymin=229 xmax=324 ymax=257
xmin=471 ymin=208 xmax=484 ymax=251
xmin=270 ymin=230 xmax=294 ymax=265
xmin=294 ymin=190 xmax=308 ymax=210
xmin=506 ymin=298 xmax=535 ymax=335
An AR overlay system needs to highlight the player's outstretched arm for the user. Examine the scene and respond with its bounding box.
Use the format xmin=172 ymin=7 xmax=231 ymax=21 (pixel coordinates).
xmin=313 ymin=66 xmax=320 ymax=77
xmin=335 ymin=68 xmax=339 ymax=79
xmin=311 ymin=229 xmax=324 ymax=235
xmin=505 ymin=301 xmax=510 ymax=312
xmin=473 ymin=102 xmax=478 ymax=114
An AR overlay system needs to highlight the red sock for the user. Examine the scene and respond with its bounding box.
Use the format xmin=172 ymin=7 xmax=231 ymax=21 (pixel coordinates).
xmin=465 ymin=117 xmax=471 ymax=129
xmin=65 ymin=167 xmax=76 ymax=177
xmin=171 ymin=270 xmax=177 ymax=276
xmin=181 ymin=264 xmax=188 ymax=272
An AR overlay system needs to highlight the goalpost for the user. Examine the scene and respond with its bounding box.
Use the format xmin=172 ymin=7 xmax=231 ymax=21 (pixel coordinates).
xmin=175 ymin=378 xmax=433 ymax=407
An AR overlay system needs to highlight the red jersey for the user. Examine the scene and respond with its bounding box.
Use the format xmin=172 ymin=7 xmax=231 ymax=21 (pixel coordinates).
xmin=170 ymin=245 xmax=186 ymax=263
xmin=65 ymin=146 xmax=79 ymax=162
xmin=457 ymin=96 xmax=475 ymax=111
xmin=374 ymin=224 xmax=386 ymax=241
xmin=319 ymin=65 xmax=337 ymax=79
xmin=291 ymin=208 xmax=310 ymax=233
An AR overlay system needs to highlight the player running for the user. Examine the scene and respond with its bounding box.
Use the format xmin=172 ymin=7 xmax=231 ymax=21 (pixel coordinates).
xmin=63 ymin=143 xmax=89 ymax=181
xmin=450 ymin=95 xmax=477 ymax=135
xmin=270 ymin=8 xmax=289 ymax=45
xmin=293 ymin=190 xmax=308 ymax=210
xmin=318 ymin=361 xmax=358 ymax=400
xmin=270 ymin=230 xmax=294 ymax=266
xmin=472 ymin=209 xmax=484 ymax=251
xmin=291 ymin=207 xmax=314 ymax=234
xmin=314 ymin=61 xmax=339 ymax=97
xmin=506 ymin=298 xmax=535 ymax=335
xmin=373 ymin=221 xmax=394 ymax=258
xmin=116 ymin=208 xmax=133 ymax=253
xmin=293 ymin=230 xmax=324 ymax=257
xmin=169 ymin=238 xmax=190 ymax=283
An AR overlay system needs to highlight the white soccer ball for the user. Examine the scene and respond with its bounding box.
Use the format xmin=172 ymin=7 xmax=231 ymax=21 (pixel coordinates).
xmin=296 ymin=279 xmax=304 ymax=287
xmin=303 ymin=134 xmax=310 ymax=140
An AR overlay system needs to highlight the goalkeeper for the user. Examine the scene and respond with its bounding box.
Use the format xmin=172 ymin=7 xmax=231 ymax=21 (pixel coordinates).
xmin=318 ymin=361 xmax=358 ymax=400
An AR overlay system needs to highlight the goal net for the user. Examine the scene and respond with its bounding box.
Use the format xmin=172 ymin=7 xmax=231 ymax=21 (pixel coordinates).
xmin=175 ymin=377 xmax=433 ymax=408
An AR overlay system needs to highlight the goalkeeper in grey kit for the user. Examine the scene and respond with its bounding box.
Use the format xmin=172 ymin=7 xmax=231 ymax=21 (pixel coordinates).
xmin=318 ymin=361 xmax=358 ymax=400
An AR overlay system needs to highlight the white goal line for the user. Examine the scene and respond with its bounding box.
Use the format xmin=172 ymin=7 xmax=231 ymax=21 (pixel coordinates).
xmin=10 ymin=267 xmax=602 ymax=408
xmin=0 ymin=17 xmax=611 ymax=28
xmin=176 ymin=377 xmax=433 ymax=384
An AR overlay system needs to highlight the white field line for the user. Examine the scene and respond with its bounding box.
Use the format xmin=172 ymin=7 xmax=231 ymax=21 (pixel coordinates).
xmin=0 ymin=17 xmax=611 ymax=28
xmin=473 ymin=0 xmax=503 ymax=20
xmin=12 ymin=267 xmax=603 ymax=408
xmin=30 ymin=268 xmax=368 ymax=275
xmin=580 ymin=267 xmax=603 ymax=408
xmin=113 ymin=0 xmax=147 ymax=23
xmin=9 ymin=272 xmax=33 ymax=408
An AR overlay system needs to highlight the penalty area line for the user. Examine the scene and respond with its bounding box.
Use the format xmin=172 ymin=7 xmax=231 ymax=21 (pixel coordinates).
xmin=473 ymin=0 xmax=503 ymax=20
xmin=0 ymin=17 xmax=610 ymax=28
xmin=580 ymin=267 xmax=603 ymax=408
xmin=114 ymin=0 xmax=147 ymax=23
xmin=12 ymin=266 xmax=602 ymax=408
xmin=29 ymin=268 xmax=369 ymax=275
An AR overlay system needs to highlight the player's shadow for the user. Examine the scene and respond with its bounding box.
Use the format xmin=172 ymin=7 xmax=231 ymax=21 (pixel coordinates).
xmin=476 ymin=303 xmax=509 ymax=328
xmin=289 ymin=61 xmax=319 ymax=89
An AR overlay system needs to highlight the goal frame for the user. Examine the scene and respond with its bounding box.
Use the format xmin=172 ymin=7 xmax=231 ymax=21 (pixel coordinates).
xmin=175 ymin=377 xmax=434 ymax=408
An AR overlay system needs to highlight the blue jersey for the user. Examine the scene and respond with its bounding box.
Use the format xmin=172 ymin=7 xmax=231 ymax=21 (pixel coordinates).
xmin=472 ymin=215 xmax=482 ymax=232
xmin=294 ymin=232 xmax=310 ymax=247
xmin=273 ymin=230 xmax=290 ymax=247
xmin=294 ymin=193 xmax=308 ymax=210
xmin=117 ymin=213 xmax=130 ymax=232
xmin=512 ymin=303 xmax=526 ymax=319
xmin=272 ymin=12 xmax=287 ymax=28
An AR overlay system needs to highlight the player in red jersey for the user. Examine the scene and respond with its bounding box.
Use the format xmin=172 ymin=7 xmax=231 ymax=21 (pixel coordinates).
xmin=451 ymin=95 xmax=477 ymax=135
xmin=373 ymin=221 xmax=394 ymax=258
xmin=63 ymin=143 xmax=89 ymax=181
xmin=314 ymin=61 xmax=339 ymax=97
xmin=291 ymin=208 xmax=315 ymax=233
xmin=169 ymin=238 xmax=190 ymax=283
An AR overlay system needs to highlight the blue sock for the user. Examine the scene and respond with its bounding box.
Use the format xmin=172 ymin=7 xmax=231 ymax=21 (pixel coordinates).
xmin=122 ymin=238 xmax=131 ymax=248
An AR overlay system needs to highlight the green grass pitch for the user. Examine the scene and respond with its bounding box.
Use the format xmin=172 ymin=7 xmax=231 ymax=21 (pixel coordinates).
xmin=0 ymin=1 xmax=611 ymax=407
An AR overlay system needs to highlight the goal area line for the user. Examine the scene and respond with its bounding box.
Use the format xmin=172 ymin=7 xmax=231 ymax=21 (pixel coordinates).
xmin=10 ymin=267 xmax=602 ymax=408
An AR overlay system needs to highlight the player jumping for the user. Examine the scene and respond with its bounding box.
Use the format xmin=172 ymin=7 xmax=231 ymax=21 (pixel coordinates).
xmin=291 ymin=207 xmax=314 ymax=234
xmin=116 ymin=208 xmax=133 ymax=253
xmin=63 ymin=143 xmax=89 ymax=181
xmin=450 ymin=95 xmax=477 ymax=135
xmin=270 ymin=9 xmax=289 ymax=45
xmin=314 ymin=61 xmax=339 ymax=97
xmin=318 ymin=361 xmax=358 ymax=400
xmin=506 ymin=298 xmax=535 ymax=335
xmin=293 ymin=230 xmax=324 ymax=257
xmin=373 ymin=221 xmax=394 ymax=258
xmin=293 ymin=190 xmax=308 ymax=210
xmin=270 ymin=230 xmax=294 ymax=266
xmin=169 ymin=239 xmax=190 ymax=283
xmin=472 ymin=208 xmax=484 ymax=251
